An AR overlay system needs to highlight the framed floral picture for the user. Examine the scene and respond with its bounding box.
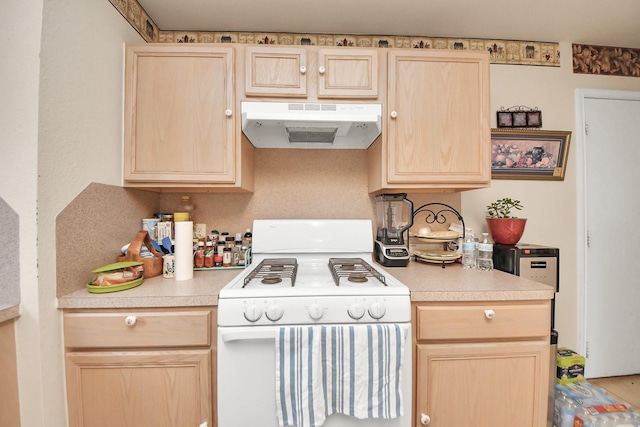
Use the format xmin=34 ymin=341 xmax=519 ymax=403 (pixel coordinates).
xmin=491 ymin=129 xmax=571 ymax=180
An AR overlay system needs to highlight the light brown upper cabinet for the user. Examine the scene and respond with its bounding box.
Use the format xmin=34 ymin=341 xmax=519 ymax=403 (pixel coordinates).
xmin=124 ymin=44 xmax=254 ymax=192
xmin=368 ymin=49 xmax=491 ymax=193
xmin=244 ymin=46 xmax=379 ymax=100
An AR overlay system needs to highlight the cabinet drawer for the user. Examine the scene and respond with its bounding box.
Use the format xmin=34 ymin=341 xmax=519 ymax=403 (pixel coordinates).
xmin=64 ymin=309 xmax=212 ymax=349
xmin=415 ymin=301 xmax=550 ymax=341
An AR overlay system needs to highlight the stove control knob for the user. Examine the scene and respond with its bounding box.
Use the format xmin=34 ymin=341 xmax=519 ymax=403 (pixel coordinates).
xmin=368 ymin=302 xmax=386 ymax=320
xmin=266 ymin=304 xmax=284 ymax=321
xmin=308 ymin=303 xmax=324 ymax=321
xmin=347 ymin=302 xmax=366 ymax=320
xmin=243 ymin=304 xmax=263 ymax=322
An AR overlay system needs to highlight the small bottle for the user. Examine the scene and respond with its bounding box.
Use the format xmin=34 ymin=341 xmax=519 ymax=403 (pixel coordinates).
xmin=179 ymin=195 xmax=195 ymax=221
xmin=194 ymin=241 xmax=205 ymax=268
xmin=239 ymin=246 xmax=247 ymax=265
xmin=231 ymin=245 xmax=240 ymax=266
xmin=222 ymin=246 xmax=232 ymax=267
xmin=462 ymin=229 xmax=477 ymax=269
xmin=243 ymin=228 xmax=252 ymax=248
xmin=478 ymin=232 xmax=494 ymax=271
xmin=204 ymin=241 xmax=215 ymax=268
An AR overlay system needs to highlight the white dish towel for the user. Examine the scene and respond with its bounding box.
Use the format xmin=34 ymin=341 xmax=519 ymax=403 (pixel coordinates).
xmin=276 ymin=324 xmax=405 ymax=427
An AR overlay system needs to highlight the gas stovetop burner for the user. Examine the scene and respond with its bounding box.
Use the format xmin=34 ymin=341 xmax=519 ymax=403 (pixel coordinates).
xmin=329 ymin=258 xmax=386 ymax=286
xmin=244 ymin=258 xmax=298 ymax=288
xmin=347 ymin=273 xmax=368 ymax=283
xmin=261 ymin=276 xmax=283 ymax=285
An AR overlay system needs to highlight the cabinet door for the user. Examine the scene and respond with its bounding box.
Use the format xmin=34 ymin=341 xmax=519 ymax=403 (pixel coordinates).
xmin=416 ymin=341 xmax=549 ymax=427
xmin=124 ymin=45 xmax=235 ymax=184
xmin=387 ymin=50 xmax=490 ymax=186
xmin=317 ymin=48 xmax=378 ymax=98
xmin=245 ymin=47 xmax=307 ymax=97
xmin=65 ymin=350 xmax=211 ymax=427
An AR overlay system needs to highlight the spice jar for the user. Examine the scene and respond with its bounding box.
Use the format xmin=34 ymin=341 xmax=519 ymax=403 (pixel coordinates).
xmin=222 ymin=246 xmax=232 ymax=267
xmin=194 ymin=241 xmax=205 ymax=268
xmin=204 ymin=241 xmax=214 ymax=268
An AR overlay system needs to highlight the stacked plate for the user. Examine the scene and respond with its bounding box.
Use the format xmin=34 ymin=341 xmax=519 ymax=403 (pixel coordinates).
xmin=414 ymin=229 xmax=460 ymax=243
xmin=413 ymin=250 xmax=461 ymax=264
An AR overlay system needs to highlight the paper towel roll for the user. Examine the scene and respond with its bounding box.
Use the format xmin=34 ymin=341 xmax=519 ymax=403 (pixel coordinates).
xmin=174 ymin=221 xmax=194 ymax=281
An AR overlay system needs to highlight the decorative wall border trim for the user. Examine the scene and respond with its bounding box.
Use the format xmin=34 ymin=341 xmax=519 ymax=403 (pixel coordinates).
xmin=573 ymin=44 xmax=640 ymax=77
xmin=109 ymin=0 xmax=560 ymax=67
xmin=109 ymin=0 xmax=160 ymax=42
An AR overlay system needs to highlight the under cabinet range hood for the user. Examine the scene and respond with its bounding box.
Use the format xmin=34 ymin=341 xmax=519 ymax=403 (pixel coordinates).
xmin=241 ymin=101 xmax=382 ymax=149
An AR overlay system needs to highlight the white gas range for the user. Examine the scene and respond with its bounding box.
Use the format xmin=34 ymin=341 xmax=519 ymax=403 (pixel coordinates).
xmin=217 ymin=219 xmax=412 ymax=427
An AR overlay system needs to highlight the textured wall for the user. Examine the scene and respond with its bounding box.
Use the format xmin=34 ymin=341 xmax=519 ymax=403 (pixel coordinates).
xmin=0 ymin=198 xmax=20 ymax=311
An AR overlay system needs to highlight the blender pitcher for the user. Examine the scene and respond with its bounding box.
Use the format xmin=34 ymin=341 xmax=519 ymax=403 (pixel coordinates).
xmin=374 ymin=193 xmax=413 ymax=267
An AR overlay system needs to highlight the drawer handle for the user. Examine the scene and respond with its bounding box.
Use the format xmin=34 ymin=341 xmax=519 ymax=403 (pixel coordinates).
xmin=420 ymin=413 xmax=431 ymax=425
xmin=484 ymin=309 xmax=495 ymax=320
xmin=124 ymin=315 xmax=137 ymax=326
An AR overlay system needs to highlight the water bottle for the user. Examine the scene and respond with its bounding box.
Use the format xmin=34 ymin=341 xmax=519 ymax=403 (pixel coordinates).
xmin=478 ymin=232 xmax=494 ymax=271
xmin=462 ymin=229 xmax=477 ymax=269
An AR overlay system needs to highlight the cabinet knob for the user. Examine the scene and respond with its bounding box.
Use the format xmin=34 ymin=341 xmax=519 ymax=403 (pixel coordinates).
xmin=300 ymin=65 xmax=307 ymax=74
xmin=318 ymin=66 xmax=326 ymax=74
xmin=420 ymin=413 xmax=431 ymax=425
xmin=484 ymin=309 xmax=495 ymax=319
xmin=390 ymin=110 xmax=398 ymax=119
xmin=124 ymin=315 xmax=137 ymax=326
xmin=224 ymin=109 xmax=232 ymax=117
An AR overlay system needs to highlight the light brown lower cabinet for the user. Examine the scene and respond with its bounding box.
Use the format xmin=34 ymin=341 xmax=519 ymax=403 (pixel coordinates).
xmin=63 ymin=307 xmax=216 ymax=427
xmin=0 ymin=318 xmax=21 ymax=427
xmin=413 ymin=301 xmax=551 ymax=427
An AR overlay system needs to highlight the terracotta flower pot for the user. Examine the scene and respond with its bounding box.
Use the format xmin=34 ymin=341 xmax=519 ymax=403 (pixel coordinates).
xmin=486 ymin=218 xmax=527 ymax=245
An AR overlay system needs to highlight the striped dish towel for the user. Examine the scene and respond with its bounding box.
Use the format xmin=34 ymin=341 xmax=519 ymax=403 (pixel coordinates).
xmin=275 ymin=324 xmax=405 ymax=427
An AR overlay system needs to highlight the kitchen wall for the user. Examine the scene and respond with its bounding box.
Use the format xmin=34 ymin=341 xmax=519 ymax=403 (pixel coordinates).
xmin=2 ymin=0 xmax=144 ymax=425
xmin=5 ymin=0 xmax=640 ymax=425
xmin=462 ymin=59 xmax=640 ymax=356
xmin=2 ymin=1 xmax=44 ymax=426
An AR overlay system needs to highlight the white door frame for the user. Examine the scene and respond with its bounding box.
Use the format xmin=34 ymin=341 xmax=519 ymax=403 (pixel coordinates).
xmin=574 ymin=88 xmax=640 ymax=357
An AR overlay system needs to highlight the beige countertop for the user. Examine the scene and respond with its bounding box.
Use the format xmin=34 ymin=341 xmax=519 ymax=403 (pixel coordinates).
xmin=57 ymin=261 xmax=554 ymax=309
xmin=57 ymin=269 xmax=242 ymax=309
xmin=0 ymin=304 xmax=20 ymax=323
xmin=384 ymin=261 xmax=555 ymax=302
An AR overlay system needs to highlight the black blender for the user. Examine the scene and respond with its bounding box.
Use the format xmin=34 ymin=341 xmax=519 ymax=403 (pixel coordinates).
xmin=374 ymin=193 xmax=413 ymax=267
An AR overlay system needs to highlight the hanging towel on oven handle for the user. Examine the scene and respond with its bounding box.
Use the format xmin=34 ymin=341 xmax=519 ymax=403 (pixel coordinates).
xmin=275 ymin=324 xmax=405 ymax=427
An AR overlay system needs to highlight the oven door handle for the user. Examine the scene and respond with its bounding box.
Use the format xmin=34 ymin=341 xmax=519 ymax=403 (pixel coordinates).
xmin=220 ymin=327 xmax=277 ymax=343
xmin=220 ymin=324 xmax=411 ymax=343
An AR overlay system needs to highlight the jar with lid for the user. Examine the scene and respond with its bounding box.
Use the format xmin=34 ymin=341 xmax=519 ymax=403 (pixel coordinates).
xmin=242 ymin=228 xmax=252 ymax=248
xmin=222 ymin=246 xmax=232 ymax=267
xmin=179 ymin=195 xmax=195 ymax=221
xmin=194 ymin=241 xmax=206 ymax=268
xmin=204 ymin=241 xmax=215 ymax=268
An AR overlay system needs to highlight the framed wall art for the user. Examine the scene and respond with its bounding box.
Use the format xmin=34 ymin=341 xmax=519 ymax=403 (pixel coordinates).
xmin=491 ymin=129 xmax=571 ymax=180
xmin=496 ymin=106 xmax=543 ymax=128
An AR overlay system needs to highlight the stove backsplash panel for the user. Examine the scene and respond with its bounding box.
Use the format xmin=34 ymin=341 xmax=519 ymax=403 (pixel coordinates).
xmin=56 ymin=150 xmax=460 ymax=296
